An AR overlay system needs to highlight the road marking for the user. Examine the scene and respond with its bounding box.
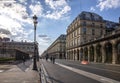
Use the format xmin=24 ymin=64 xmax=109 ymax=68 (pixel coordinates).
xmin=25 ymin=68 xmax=29 ymax=72
xmin=41 ymin=63 xmax=52 ymax=83
xmin=66 ymin=62 xmax=120 ymax=74
xmin=0 ymin=70 xmax=4 ymax=72
xmin=56 ymin=63 xmax=120 ymax=83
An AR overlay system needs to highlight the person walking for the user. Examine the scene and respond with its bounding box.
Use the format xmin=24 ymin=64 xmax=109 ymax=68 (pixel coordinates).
xmin=52 ymin=56 xmax=55 ymax=64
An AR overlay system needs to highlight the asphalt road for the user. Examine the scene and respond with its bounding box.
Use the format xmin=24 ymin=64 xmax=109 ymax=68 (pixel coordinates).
xmin=56 ymin=59 xmax=120 ymax=81
xmin=41 ymin=60 xmax=101 ymax=83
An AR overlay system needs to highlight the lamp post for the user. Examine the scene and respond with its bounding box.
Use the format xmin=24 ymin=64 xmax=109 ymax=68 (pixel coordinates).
xmin=32 ymin=15 xmax=38 ymax=71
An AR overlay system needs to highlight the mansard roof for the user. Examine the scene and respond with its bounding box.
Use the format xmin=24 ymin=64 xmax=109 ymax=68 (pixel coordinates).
xmin=78 ymin=11 xmax=103 ymax=22
xmin=104 ymin=20 xmax=119 ymax=29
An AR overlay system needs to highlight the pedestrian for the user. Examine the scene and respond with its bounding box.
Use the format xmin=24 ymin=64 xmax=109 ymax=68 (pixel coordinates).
xmin=52 ymin=57 xmax=55 ymax=64
xmin=23 ymin=57 xmax=25 ymax=65
xmin=50 ymin=57 xmax=52 ymax=62
xmin=46 ymin=54 xmax=48 ymax=61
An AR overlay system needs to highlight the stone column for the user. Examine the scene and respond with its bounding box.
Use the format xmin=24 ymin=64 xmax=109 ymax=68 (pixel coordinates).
xmin=112 ymin=44 xmax=117 ymax=64
xmin=88 ymin=47 xmax=90 ymax=62
xmin=68 ymin=52 xmax=70 ymax=60
xmin=66 ymin=52 xmax=67 ymax=59
xmin=79 ymin=49 xmax=81 ymax=61
xmin=102 ymin=45 xmax=106 ymax=63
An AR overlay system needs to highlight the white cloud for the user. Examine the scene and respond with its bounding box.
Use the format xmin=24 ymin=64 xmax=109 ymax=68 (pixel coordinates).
xmin=38 ymin=34 xmax=51 ymax=43
xmin=90 ymin=7 xmax=95 ymax=11
xmin=0 ymin=0 xmax=71 ymax=54
xmin=45 ymin=0 xmax=67 ymax=9
xmin=29 ymin=3 xmax=43 ymax=16
xmin=97 ymin=0 xmax=120 ymax=11
xmin=44 ymin=0 xmax=71 ymax=20
xmin=0 ymin=1 xmax=33 ymax=41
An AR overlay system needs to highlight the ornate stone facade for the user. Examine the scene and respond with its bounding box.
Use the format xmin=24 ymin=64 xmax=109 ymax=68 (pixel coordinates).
xmin=0 ymin=40 xmax=35 ymax=58
xmin=43 ymin=34 xmax=66 ymax=59
xmin=66 ymin=11 xmax=120 ymax=64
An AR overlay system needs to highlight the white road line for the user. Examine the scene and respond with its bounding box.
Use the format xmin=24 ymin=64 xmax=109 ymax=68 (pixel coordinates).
xmin=66 ymin=62 xmax=120 ymax=74
xmin=25 ymin=68 xmax=29 ymax=72
xmin=41 ymin=64 xmax=52 ymax=83
xmin=0 ymin=70 xmax=4 ymax=72
xmin=56 ymin=63 xmax=120 ymax=83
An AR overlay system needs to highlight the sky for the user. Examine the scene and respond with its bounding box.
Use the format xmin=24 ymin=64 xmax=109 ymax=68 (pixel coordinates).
xmin=0 ymin=0 xmax=120 ymax=55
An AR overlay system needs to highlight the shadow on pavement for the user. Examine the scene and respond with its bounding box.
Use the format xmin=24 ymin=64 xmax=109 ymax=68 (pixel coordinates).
xmin=17 ymin=60 xmax=32 ymax=72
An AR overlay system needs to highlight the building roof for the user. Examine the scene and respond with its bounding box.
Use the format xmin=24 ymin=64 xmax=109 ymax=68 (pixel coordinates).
xmin=79 ymin=11 xmax=103 ymax=22
xmin=104 ymin=20 xmax=119 ymax=29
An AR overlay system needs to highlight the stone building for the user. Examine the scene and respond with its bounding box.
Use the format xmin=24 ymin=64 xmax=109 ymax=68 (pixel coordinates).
xmin=0 ymin=39 xmax=35 ymax=58
xmin=44 ymin=34 xmax=66 ymax=59
xmin=66 ymin=11 xmax=120 ymax=64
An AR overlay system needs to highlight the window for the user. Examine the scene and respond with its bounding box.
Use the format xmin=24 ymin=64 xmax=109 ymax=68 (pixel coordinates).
xmin=77 ymin=28 xmax=79 ymax=34
xmin=83 ymin=37 xmax=86 ymax=43
xmin=91 ymin=14 xmax=94 ymax=20
xmin=92 ymin=29 xmax=95 ymax=35
xmin=75 ymin=30 xmax=77 ymax=36
xmin=100 ymin=30 xmax=103 ymax=35
xmin=83 ymin=14 xmax=86 ymax=19
xmin=82 ymin=27 xmax=86 ymax=34
xmin=75 ymin=23 xmax=77 ymax=27
xmin=75 ymin=39 xmax=77 ymax=45
xmin=92 ymin=23 xmax=95 ymax=27
xmin=77 ymin=37 xmax=80 ymax=45
xmin=83 ymin=21 xmax=86 ymax=26
xmin=99 ymin=17 xmax=102 ymax=21
xmin=100 ymin=24 xmax=103 ymax=28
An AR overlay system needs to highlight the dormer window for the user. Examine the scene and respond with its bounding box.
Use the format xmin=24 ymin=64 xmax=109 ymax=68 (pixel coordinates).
xmin=91 ymin=13 xmax=94 ymax=20
xmin=83 ymin=14 xmax=86 ymax=19
xmin=99 ymin=17 xmax=102 ymax=21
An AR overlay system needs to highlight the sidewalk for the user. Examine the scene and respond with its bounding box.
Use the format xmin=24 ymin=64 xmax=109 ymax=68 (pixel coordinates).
xmin=0 ymin=61 xmax=41 ymax=83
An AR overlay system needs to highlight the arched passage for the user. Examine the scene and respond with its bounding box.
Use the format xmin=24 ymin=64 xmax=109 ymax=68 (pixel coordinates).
xmin=77 ymin=49 xmax=79 ymax=60
xmin=74 ymin=50 xmax=76 ymax=60
xmin=96 ymin=44 xmax=102 ymax=62
xmin=84 ymin=47 xmax=88 ymax=60
xmin=105 ymin=42 xmax=112 ymax=63
xmin=80 ymin=48 xmax=83 ymax=61
xmin=117 ymin=42 xmax=120 ymax=64
xmin=90 ymin=46 xmax=94 ymax=62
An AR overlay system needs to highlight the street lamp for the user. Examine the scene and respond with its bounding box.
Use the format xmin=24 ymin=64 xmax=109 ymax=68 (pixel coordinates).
xmin=33 ymin=15 xmax=38 ymax=71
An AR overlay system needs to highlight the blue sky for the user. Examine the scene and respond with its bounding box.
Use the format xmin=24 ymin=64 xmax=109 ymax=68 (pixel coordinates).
xmin=0 ymin=0 xmax=120 ymax=54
